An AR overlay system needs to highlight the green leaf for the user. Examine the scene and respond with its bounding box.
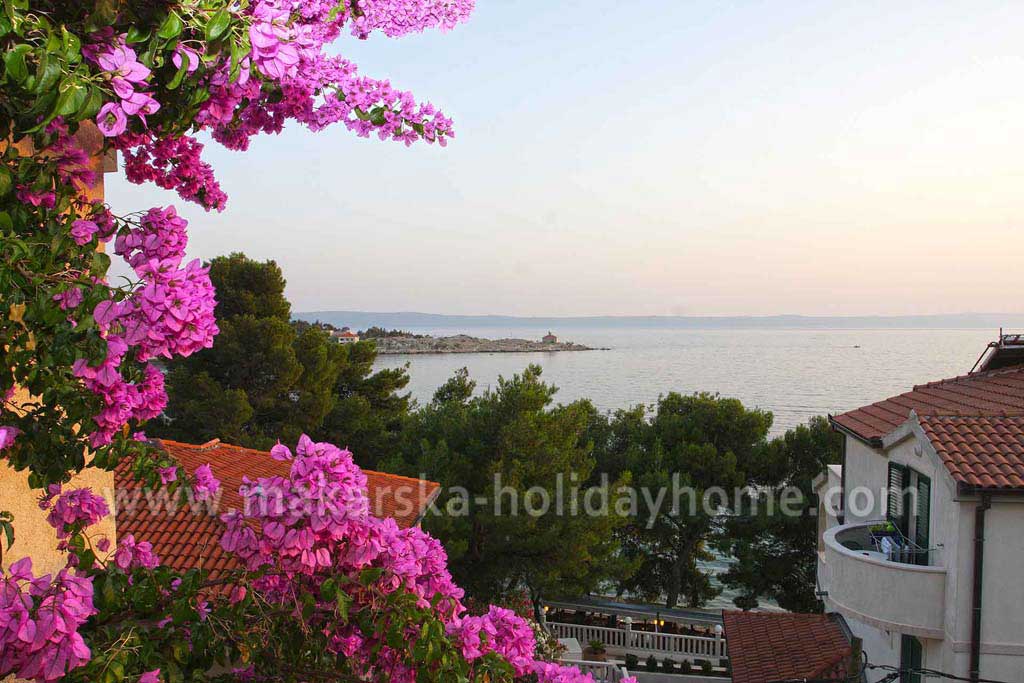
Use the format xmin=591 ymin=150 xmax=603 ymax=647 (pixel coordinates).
xmin=54 ymin=78 xmax=87 ymax=119
xmin=4 ymin=44 xmax=30 ymax=83
xmin=157 ymin=12 xmax=182 ymax=39
xmin=90 ymin=249 xmax=111 ymax=276
xmin=126 ymin=25 xmax=151 ymax=44
xmin=0 ymin=167 xmax=11 ymax=198
xmin=80 ymin=86 xmax=103 ymax=119
xmin=85 ymin=0 xmax=118 ymax=33
xmin=102 ymin=657 xmax=125 ymax=683
xmin=0 ymin=519 xmax=14 ymax=550
xmin=61 ymin=27 xmax=81 ymax=59
xmin=359 ymin=567 xmax=384 ymax=586
xmin=336 ymin=591 xmax=352 ymax=623
xmin=167 ymin=55 xmax=190 ymax=90
xmin=204 ymin=8 xmax=231 ymax=42
xmin=34 ymin=59 xmax=63 ymax=97
xmin=101 ymin=575 xmax=117 ymax=605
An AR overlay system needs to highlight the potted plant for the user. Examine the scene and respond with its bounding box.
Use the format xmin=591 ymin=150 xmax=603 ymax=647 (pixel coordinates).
xmin=646 ymin=655 xmax=659 ymax=672
xmin=700 ymin=659 xmax=714 ymax=675
xmin=662 ymin=657 xmax=676 ymax=673
xmin=869 ymin=520 xmax=898 ymax=541
xmin=584 ymin=639 xmax=607 ymax=662
xmin=681 ymin=660 xmax=693 ymax=675
xmin=624 ymin=654 xmax=639 ymax=670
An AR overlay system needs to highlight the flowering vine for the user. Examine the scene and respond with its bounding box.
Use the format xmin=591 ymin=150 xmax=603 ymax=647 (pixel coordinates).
xmin=0 ymin=1 xmax=635 ymax=682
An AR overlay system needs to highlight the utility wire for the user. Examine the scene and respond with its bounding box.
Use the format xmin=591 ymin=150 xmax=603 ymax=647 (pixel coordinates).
xmin=768 ymin=649 xmax=867 ymax=683
xmin=867 ymin=663 xmax=1014 ymax=683
xmin=766 ymin=649 xmax=1014 ymax=683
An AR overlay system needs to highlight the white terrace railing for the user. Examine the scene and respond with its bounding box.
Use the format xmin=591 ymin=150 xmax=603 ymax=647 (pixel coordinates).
xmin=549 ymin=622 xmax=727 ymax=661
xmin=559 ymin=659 xmax=632 ymax=683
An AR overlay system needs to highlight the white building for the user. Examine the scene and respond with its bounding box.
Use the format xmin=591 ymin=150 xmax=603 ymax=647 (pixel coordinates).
xmin=818 ymin=336 xmax=1024 ymax=683
xmin=331 ymin=327 xmax=359 ymax=344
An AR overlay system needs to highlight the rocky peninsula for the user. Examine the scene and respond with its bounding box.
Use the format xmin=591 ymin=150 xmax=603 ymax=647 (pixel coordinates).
xmin=370 ymin=333 xmax=602 ymax=355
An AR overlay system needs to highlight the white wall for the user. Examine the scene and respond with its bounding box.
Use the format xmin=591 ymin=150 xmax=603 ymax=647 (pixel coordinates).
xmin=833 ymin=431 xmax=1024 ymax=681
xmin=963 ymin=500 xmax=1024 ymax=681
xmin=841 ymin=437 xmax=888 ymax=522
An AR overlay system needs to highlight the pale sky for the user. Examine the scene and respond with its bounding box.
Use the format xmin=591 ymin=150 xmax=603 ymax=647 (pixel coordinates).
xmin=107 ymin=0 xmax=1024 ymax=317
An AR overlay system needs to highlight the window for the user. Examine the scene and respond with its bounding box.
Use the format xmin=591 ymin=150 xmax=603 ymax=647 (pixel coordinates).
xmin=886 ymin=463 xmax=932 ymax=566
xmin=887 ymin=463 xmax=909 ymax=537
xmin=900 ymin=635 xmax=922 ymax=683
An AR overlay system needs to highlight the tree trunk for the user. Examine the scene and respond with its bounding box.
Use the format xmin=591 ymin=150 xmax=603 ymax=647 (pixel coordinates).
xmin=666 ymin=554 xmax=683 ymax=608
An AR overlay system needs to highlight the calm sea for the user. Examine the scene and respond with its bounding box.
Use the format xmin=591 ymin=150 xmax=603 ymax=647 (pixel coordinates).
xmin=374 ymin=326 xmax=996 ymax=609
xmin=374 ymin=327 xmax=995 ymax=435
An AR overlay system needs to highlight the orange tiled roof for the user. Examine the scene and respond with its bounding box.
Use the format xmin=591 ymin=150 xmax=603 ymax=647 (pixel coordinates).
xmin=723 ymin=611 xmax=852 ymax=683
xmin=831 ymin=365 xmax=1024 ymax=444
xmin=114 ymin=439 xmax=440 ymax=578
xmin=114 ymin=455 xmax=241 ymax=581
xmin=918 ymin=415 xmax=1024 ymax=490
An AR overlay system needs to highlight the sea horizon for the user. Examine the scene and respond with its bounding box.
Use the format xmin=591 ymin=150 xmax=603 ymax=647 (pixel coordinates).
xmin=296 ymin=310 xmax=1024 ymax=332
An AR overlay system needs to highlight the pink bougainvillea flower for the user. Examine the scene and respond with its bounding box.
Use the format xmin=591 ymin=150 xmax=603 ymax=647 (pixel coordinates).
xmin=111 ymin=77 xmax=135 ymax=101
xmin=120 ymin=90 xmax=160 ymax=118
xmin=54 ymin=288 xmax=84 ymax=311
xmin=97 ymin=102 xmax=128 ymax=137
xmin=269 ymin=441 xmax=292 ymax=461
xmin=97 ymin=45 xmax=150 ymax=83
xmin=158 ymin=466 xmax=177 ymax=485
xmin=42 ymin=487 xmax=110 ymax=540
xmin=0 ymin=425 xmax=20 ymax=450
xmin=113 ymin=534 xmax=159 ymax=571
xmin=70 ymin=219 xmax=99 ymax=246
xmin=138 ymin=669 xmax=161 ymax=683
xmin=192 ymin=463 xmax=220 ymax=502
xmin=172 ymin=46 xmax=200 ymax=73
xmin=15 ymin=186 xmax=56 ymax=208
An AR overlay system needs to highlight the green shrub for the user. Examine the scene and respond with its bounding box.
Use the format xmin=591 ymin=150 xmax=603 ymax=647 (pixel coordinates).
xmin=587 ymin=639 xmax=606 ymax=654
xmin=624 ymin=654 xmax=639 ymax=670
xmin=646 ymin=655 xmax=659 ymax=672
xmin=662 ymin=657 xmax=676 ymax=673
xmin=681 ymin=660 xmax=693 ymax=674
xmin=701 ymin=658 xmax=714 ymax=674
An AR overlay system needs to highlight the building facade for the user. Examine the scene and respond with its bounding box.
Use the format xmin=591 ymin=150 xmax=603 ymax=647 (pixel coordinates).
xmin=331 ymin=327 xmax=360 ymax=344
xmin=0 ymin=124 xmax=119 ymax=576
xmin=818 ymin=337 xmax=1024 ymax=683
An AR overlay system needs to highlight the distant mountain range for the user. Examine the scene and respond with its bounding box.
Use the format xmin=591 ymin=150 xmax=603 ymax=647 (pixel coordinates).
xmin=295 ymin=311 xmax=1024 ymax=331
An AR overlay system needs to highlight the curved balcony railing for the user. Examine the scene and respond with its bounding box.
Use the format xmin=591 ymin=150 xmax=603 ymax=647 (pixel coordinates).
xmin=832 ymin=520 xmax=939 ymax=566
xmin=822 ymin=521 xmax=947 ymax=639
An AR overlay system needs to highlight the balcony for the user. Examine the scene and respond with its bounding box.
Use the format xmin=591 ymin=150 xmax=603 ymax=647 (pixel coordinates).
xmin=821 ymin=521 xmax=947 ymax=639
xmin=547 ymin=621 xmax=727 ymax=662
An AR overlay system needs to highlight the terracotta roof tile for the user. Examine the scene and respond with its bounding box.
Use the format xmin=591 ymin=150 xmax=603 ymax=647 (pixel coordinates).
xmin=723 ymin=611 xmax=852 ymax=683
xmin=114 ymin=439 xmax=441 ymax=578
xmin=918 ymin=416 xmax=1024 ymax=490
xmin=832 ymin=365 xmax=1024 ymax=443
xmin=154 ymin=439 xmax=440 ymax=529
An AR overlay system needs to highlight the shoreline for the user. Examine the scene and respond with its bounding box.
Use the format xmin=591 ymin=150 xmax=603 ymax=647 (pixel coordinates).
xmin=367 ymin=333 xmax=608 ymax=355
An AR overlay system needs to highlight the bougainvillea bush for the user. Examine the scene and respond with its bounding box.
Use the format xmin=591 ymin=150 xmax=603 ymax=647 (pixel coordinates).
xmin=0 ymin=2 xmax=632 ymax=681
